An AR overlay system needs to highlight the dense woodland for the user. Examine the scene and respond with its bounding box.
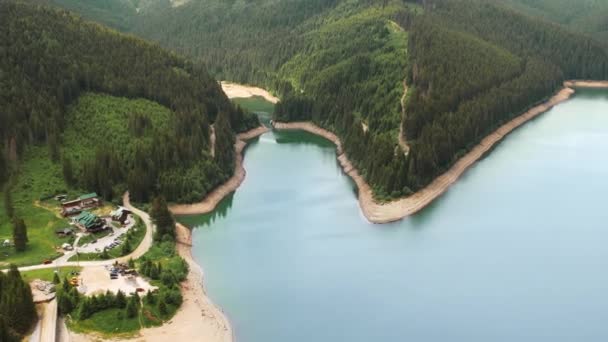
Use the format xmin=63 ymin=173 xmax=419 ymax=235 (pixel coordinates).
xmin=0 ymin=1 xmax=259 ymax=202
xmin=0 ymin=266 xmax=37 ymax=342
xmin=127 ymin=0 xmax=421 ymax=199
xmin=9 ymin=0 xmax=608 ymax=201
xmin=501 ymin=0 xmax=608 ymax=46
xmin=402 ymin=0 xmax=608 ymax=188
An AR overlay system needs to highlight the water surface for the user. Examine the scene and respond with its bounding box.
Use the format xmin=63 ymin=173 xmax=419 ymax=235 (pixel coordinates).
xmin=181 ymin=90 xmax=608 ymax=341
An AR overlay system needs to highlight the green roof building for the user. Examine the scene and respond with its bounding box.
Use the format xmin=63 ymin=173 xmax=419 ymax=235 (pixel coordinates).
xmin=79 ymin=193 xmax=98 ymax=201
xmin=74 ymin=211 xmax=104 ymax=231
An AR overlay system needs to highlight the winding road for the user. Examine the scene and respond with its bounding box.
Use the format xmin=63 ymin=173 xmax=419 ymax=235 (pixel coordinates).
xmin=15 ymin=192 xmax=154 ymax=272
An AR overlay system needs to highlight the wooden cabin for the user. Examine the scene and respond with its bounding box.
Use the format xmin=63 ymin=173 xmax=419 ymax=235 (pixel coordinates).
xmin=61 ymin=193 xmax=102 ymax=217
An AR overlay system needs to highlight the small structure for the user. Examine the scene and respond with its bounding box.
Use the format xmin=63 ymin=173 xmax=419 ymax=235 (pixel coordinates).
xmin=73 ymin=211 xmax=105 ymax=232
xmin=56 ymin=228 xmax=73 ymax=237
xmin=111 ymin=207 xmax=132 ymax=225
xmin=55 ymin=194 xmax=67 ymax=201
xmin=61 ymin=192 xmax=102 ymax=217
xmin=79 ymin=193 xmax=101 ymax=208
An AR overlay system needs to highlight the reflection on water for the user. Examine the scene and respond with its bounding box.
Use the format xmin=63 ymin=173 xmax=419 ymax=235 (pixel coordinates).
xmin=182 ymin=89 xmax=608 ymax=342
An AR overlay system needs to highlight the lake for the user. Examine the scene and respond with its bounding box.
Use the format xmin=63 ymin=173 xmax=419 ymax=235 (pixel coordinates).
xmin=180 ymin=90 xmax=608 ymax=341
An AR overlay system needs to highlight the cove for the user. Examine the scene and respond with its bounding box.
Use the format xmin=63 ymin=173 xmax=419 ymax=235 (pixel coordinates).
xmin=180 ymin=89 xmax=608 ymax=341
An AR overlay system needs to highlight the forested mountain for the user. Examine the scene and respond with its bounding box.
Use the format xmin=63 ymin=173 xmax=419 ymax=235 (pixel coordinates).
xmin=17 ymin=0 xmax=608 ymax=200
xmin=0 ymin=1 xmax=258 ymax=202
xmin=129 ymin=0 xmax=420 ymax=199
xmin=501 ymin=0 xmax=608 ymax=45
xmin=401 ymin=0 xmax=608 ymax=188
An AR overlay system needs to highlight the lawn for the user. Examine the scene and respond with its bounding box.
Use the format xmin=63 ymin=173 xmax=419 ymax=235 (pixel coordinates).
xmin=0 ymin=147 xmax=76 ymax=268
xmin=20 ymin=266 xmax=82 ymax=283
xmin=67 ymin=308 xmax=141 ymax=336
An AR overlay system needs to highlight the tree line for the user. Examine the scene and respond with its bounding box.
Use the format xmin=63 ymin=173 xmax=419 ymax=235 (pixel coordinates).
xmin=0 ymin=1 xmax=259 ymax=202
xmin=0 ymin=266 xmax=37 ymax=342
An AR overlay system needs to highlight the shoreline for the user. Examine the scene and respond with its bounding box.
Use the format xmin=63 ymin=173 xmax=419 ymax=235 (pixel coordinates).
xmin=169 ymin=125 xmax=269 ymax=215
xmin=220 ymin=81 xmax=280 ymax=104
xmin=273 ymin=81 xmax=608 ymax=223
xmin=139 ymin=222 xmax=232 ymax=342
xmin=564 ymin=80 xmax=608 ymax=88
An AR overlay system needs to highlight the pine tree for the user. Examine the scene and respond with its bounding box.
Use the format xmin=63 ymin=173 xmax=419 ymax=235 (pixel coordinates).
xmin=12 ymin=218 xmax=28 ymax=252
xmin=121 ymin=239 xmax=131 ymax=256
xmin=115 ymin=290 xmax=127 ymax=308
xmin=53 ymin=271 xmax=61 ymax=284
xmin=145 ymin=290 xmax=155 ymax=305
xmin=149 ymin=263 xmax=159 ymax=280
xmin=78 ymin=298 xmax=92 ymax=320
xmin=125 ymin=295 xmax=138 ymax=318
xmin=62 ymin=157 xmax=74 ymax=185
xmin=158 ymin=300 xmax=167 ymax=316
xmin=0 ymin=152 xmax=7 ymax=187
xmin=2 ymin=265 xmax=37 ymax=334
xmin=150 ymin=196 xmax=175 ymax=241
xmin=62 ymin=277 xmax=70 ymax=292
xmin=58 ymin=292 xmax=74 ymax=315
xmin=3 ymin=188 xmax=14 ymax=219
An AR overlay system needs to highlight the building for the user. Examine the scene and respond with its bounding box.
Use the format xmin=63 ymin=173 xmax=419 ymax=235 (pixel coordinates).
xmin=73 ymin=211 xmax=105 ymax=232
xmin=79 ymin=193 xmax=101 ymax=208
xmin=61 ymin=192 xmax=102 ymax=217
xmin=55 ymin=228 xmax=73 ymax=237
xmin=111 ymin=207 xmax=132 ymax=225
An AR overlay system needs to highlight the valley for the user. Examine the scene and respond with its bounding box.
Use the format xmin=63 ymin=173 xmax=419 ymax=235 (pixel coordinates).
xmin=3 ymin=0 xmax=608 ymax=341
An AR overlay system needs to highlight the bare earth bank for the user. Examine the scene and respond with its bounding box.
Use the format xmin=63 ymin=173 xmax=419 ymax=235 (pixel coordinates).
xmin=273 ymin=82 xmax=607 ymax=223
xmin=170 ymin=125 xmax=269 ymax=215
xmin=220 ymin=81 xmax=280 ymax=104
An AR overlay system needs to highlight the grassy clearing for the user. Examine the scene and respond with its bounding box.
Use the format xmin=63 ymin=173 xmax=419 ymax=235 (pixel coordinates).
xmin=232 ymin=96 xmax=275 ymax=114
xmin=67 ymin=308 xmax=141 ymax=336
xmin=20 ymin=266 xmax=82 ymax=283
xmin=0 ymin=147 xmax=76 ymax=267
xmin=0 ymin=93 xmax=170 ymax=267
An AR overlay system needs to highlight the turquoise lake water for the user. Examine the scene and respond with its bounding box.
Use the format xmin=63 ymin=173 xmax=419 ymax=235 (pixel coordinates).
xmin=180 ymin=90 xmax=608 ymax=341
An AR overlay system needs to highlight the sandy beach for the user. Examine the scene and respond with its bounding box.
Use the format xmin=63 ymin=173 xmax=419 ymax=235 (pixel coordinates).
xmin=68 ymin=230 xmax=231 ymax=342
xmin=139 ymin=223 xmax=232 ymax=342
xmin=221 ymin=81 xmax=280 ymax=104
xmin=272 ymin=83 xmax=604 ymax=223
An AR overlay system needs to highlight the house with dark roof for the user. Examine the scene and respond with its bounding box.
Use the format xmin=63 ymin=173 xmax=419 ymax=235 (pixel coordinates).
xmin=111 ymin=207 xmax=132 ymax=225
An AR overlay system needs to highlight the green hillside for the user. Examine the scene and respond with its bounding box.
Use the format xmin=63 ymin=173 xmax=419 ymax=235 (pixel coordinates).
xmin=36 ymin=0 xmax=608 ymax=200
xmin=130 ymin=0 xmax=420 ymax=199
xmin=1 ymin=1 xmax=259 ymax=203
xmin=501 ymin=0 xmax=608 ymax=44
xmin=0 ymin=1 xmax=255 ymax=270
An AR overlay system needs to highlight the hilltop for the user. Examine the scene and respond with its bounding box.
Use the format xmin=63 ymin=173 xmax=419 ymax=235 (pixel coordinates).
xmin=37 ymin=0 xmax=608 ymax=201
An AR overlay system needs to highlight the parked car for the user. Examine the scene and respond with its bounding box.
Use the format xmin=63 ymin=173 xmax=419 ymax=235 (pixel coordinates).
xmin=43 ymin=259 xmax=52 ymax=265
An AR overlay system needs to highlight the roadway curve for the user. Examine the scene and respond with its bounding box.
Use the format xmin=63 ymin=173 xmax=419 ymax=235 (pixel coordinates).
xmin=15 ymin=192 xmax=154 ymax=272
